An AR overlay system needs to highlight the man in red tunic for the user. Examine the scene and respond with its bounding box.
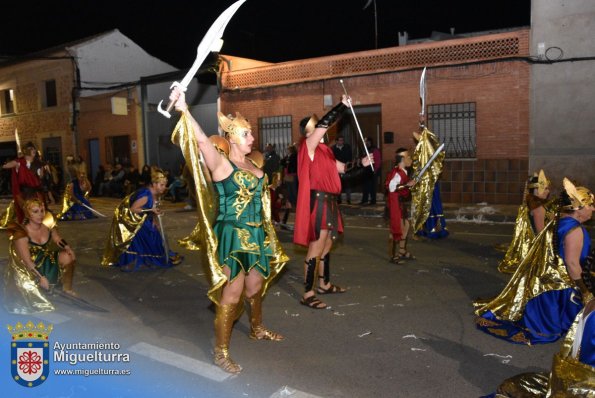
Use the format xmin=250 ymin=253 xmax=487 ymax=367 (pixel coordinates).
xmin=2 ymin=141 xmax=45 ymax=223
xmin=385 ymin=148 xmax=416 ymax=263
xmin=294 ymin=95 xmax=373 ymax=309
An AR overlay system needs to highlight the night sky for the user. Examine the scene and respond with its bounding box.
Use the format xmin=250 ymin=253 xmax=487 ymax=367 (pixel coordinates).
xmin=1 ymin=0 xmax=531 ymax=69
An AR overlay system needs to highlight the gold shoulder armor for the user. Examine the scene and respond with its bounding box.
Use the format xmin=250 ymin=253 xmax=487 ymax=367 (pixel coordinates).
xmin=246 ymin=150 xmax=264 ymax=169
xmin=209 ymin=135 xmax=230 ymax=157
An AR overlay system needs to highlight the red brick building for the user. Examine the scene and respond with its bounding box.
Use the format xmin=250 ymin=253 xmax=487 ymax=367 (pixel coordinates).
xmin=219 ymin=29 xmax=530 ymax=204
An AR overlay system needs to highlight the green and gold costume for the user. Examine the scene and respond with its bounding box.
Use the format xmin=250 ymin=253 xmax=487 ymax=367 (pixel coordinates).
xmin=171 ymin=112 xmax=288 ymax=305
xmin=3 ymin=222 xmax=56 ymax=314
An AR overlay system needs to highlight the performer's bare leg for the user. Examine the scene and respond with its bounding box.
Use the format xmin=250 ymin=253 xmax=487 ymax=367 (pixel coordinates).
xmin=318 ymin=237 xmax=346 ymax=293
xmin=301 ymin=230 xmax=330 ymax=309
xmin=398 ymin=219 xmax=415 ymax=259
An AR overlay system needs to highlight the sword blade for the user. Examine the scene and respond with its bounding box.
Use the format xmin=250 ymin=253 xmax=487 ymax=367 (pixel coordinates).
xmin=412 ymin=143 xmax=444 ymax=181
xmin=180 ymin=0 xmax=248 ymax=88
xmin=79 ymin=202 xmax=107 ymax=218
xmin=51 ymin=288 xmax=109 ymax=312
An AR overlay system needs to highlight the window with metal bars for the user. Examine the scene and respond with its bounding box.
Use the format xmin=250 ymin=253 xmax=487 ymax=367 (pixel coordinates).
xmin=428 ymin=102 xmax=476 ymax=159
xmin=258 ymin=115 xmax=292 ymax=158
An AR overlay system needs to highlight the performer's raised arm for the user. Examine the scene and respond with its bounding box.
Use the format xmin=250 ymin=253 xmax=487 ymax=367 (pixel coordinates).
xmin=304 ymin=95 xmax=350 ymax=156
xmin=169 ymin=87 xmax=231 ymax=181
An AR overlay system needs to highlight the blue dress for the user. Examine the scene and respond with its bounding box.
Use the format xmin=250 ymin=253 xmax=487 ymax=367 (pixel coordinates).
xmin=578 ymin=311 xmax=595 ymax=366
xmin=415 ymin=183 xmax=448 ymax=239
xmin=475 ymin=217 xmax=589 ymax=344
xmin=114 ymin=188 xmax=181 ymax=271
xmin=60 ymin=178 xmax=97 ymax=220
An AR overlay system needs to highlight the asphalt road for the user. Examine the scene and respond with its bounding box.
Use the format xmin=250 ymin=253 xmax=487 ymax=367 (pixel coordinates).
xmin=1 ymin=197 xmax=592 ymax=398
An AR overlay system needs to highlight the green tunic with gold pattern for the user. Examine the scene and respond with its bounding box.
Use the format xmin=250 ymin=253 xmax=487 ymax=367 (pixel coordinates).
xmin=213 ymin=163 xmax=273 ymax=281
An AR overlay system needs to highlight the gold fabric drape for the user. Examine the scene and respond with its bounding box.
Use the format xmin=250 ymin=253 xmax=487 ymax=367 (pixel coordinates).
xmin=411 ymin=127 xmax=445 ymax=234
xmin=498 ymin=198 xmax=557 ymax=274
xmin=3 ymin=223 xmax=54 ymax=314
xmin=101 ymin=193 xmax=146 ymax=267
xmin=0 ymin=201 xmax=16 ymax=229
xmin=474 ymin=218 xmax=572 ymax=321
xmin=494 ymin=309 xmax=595 ymax=397
xmin=171 ymin=112 xmax=288 ymax=306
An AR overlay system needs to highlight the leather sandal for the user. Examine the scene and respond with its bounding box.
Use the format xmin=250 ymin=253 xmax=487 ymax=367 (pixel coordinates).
xmin=214 ymin=347 xmax=242 ymax=374
xmin=398 ymin=249 xmax=416 ymax=260
xmin=250 ymin=325 xmax=284 ymax=341
xmin=316 ymin=284 xmax=346 ymax=294
xmin=300 ymin=295 xmax=327 ymax=309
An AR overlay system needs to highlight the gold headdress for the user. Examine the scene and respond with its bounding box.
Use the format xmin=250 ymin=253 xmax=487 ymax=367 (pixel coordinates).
xmin=217 ymin=112 xmax=251 ymax=143
xmin=527 ymin=169 xmax=550 ymax=196
xmin=562 ymin=177 xmax=594 ymax=211
xmin=151 ymin=167 xmax=167 ymax=184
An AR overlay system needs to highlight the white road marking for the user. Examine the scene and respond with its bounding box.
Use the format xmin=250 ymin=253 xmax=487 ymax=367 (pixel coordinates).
xmin=128 ymin=342 xmax=232 ymax=382
xmin=269 ymin=386 xmax=324 ymax=398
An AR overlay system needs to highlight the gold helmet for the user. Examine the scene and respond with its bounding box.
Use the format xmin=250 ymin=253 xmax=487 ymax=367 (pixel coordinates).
xmin=562 ymin=178 xmax=594 ymax=211
xmin=527 ymin=169 xmax=551 ymax=196
xmin=151 ymin=167 xmax=167 ymax=184
xmin=217 ymin=112 xmax=251 ymax=144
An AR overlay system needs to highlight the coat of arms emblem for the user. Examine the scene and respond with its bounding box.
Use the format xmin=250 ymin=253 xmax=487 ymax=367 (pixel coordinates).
xmin=7 ymin=321 xmax=53 ymax=387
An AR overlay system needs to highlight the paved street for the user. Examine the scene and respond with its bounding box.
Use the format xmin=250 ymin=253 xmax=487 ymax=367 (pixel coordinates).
xmin=1 ymin=197 xmax=593 ymax=398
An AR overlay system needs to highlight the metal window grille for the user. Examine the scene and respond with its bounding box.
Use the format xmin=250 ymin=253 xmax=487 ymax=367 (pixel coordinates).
xmin=428 ymin=102 xmax=476 ymax=158
xmin=258 ymin=115 xmax=292 ymax=158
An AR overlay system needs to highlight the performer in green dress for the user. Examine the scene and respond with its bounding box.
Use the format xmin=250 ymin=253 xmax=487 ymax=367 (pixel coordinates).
xmin=169 ymin=86 xmax=288 ymax=374
xmin=3 ymin=198 xmax=77 ymax=314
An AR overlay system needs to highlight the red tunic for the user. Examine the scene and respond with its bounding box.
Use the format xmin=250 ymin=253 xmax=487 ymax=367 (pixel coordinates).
xmin=11 ymin=157 xmax=43 ymax=222
xmin=385 ymin=167 xmax=410 ymax=240
xmin=293 ymin=140 xmax=343 ymax=247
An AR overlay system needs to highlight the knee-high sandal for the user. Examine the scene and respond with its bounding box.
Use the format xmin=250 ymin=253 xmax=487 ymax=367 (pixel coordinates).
xmin=247 ymin=293 xmax=284 ymax=341
xmin=213 ymin=303 xmax=242 ymax=374
xmin=300 ymin=257 xmax=327 ymax=309
xmin=316 ymin=253 xmax=346 ymax=294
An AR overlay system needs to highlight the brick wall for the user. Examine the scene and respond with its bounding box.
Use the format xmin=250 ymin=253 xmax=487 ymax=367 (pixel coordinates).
xmin=221 ymin=61 xmax=530 ymax=204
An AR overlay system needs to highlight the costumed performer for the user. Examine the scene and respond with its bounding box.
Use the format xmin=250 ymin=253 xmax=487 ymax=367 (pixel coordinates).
xmin=411 ymin=124 xmax=448 ymax=240
xmin=169 ymin=87 xmax=288 ymax=374
xmin=3 ymin=198 xmax=76 ymax=314
xmin=497 ymin=170 xmax=553 ymax=274
xmin=294 ymin=95 xmax=373 ymax=309
xmin=475 ymin=178 xmax=593 ymax=344
xmin=2 ymin=141 xmax=46 ymax=223
xmin=101 ymin=167 xmax=182 ymax=271
xmin=385 ymin=147 xmax=416 ymax=264
xmin=483 ymin=247 xmax=595 ymax=397
xmin=57 ymin=157 xmax=97 ymax=220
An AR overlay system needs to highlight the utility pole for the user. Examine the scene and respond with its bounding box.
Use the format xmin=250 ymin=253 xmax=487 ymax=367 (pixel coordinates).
xmin=363 ymin=0 xmax=378 ymax=49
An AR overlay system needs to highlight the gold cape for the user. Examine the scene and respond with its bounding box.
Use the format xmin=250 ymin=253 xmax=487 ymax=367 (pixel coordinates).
xmin=494 ymin=308 xmax=595 ymax=397
xmin=0 ymin=200 xmax=16 ymax=229
xmin=171 ymin=112 xmax=288 ymax=306
xmin=100 ymin=193 xmax=147 ymax=267
xmin=411 ymin=127 xmax=445 ymax=234
xmin=56 ymin=179 xmax=92 ymax=219
xmin=498 ymin=198 xmax=557 ymax=274
xmin=3 ymin=223 xmax=55 ymax=314
xmin=474 ymin=218 xmax=572 ymax=321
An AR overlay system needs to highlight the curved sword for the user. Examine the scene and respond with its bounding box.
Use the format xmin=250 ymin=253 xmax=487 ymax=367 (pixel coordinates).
xmin=158 ymin=0 xmax=248 ymax=118
xmin=419 ymin=67 xmax=427 ymax=127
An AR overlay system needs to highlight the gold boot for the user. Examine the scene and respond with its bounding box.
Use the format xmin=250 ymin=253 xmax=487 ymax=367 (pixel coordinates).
xmin=247 ymin=293 xmax=284 ymax=341
xmin=60 ymin=260 xmax=77 ymax=295
xmin=213 ymin=303 xmax=242 ymax=374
